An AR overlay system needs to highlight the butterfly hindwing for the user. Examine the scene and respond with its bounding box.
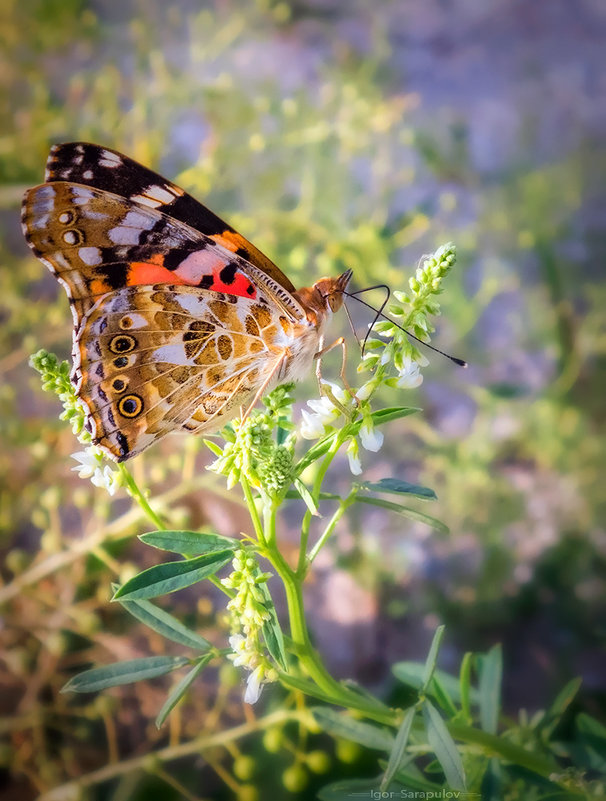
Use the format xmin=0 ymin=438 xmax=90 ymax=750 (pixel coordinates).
xmin=74 ymin=285 xmax=295 ymax=460
xmin=45 ymin=142 xmax=297 ymax=293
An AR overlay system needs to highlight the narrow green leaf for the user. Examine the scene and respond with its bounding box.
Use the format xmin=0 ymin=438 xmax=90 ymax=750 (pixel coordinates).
xmin=448 ymin=722 xmax=558 ymax=776
xmin=113 ymin=550 xmax=233 ymax=601
xmin=479 ymin=644 xmax=502 ymax=735
xmin=277 ymin=673 xmax=339 ymax=706
xmin=139 ymin=530 xmax=238 ymax=556
xmin=577 ymin=712 xmax=606 ymax=742
xmin=380 ymin=706 xmax=416 ymax=791
xmin=430 ymin=675 xmax=458 ymax=718
xmin=459 ymin=652 xmax=473 ymax=722
xmin=361 ymin=478 xmax=437 ymax=501
xmin=293 ymin=477 xmax=319 ymax=516
xmin=318 ymin=777 xmax=395 ymax=801
xmin=311 ymin=708 xmax=394 ymax=751
xmin=356 ymin=497 xmax=449 ymax=533
xmin=541 ymin=677 xmax=582 ymax=735
xmin=202 ymin=439 xmax=223 ymax=456
xmin=117 ymin=596 xmax=211 ymax=651
xmin=62 ymin=656 xmax=190 ymax=693
xmin=295 ymin=432 xmax=338 ymax=474
xmin=423 ymin=700 xmax=466 ymax=791
xmin=258 ymin=580 xmax=288 ymax=671
xmin=369 ymin=407 xmax=420 ymax=426
xmin=421 ymin=625 xmax=445 ymax=692
xmin=393 ymin=661 xmax=479 ymax=704
xmin=155 ymin=655 xmax=212 ymax=728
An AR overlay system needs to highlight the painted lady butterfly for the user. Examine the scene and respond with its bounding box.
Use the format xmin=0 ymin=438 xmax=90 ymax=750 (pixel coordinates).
xmin=22 ymin=143 xmax=352 ymax=461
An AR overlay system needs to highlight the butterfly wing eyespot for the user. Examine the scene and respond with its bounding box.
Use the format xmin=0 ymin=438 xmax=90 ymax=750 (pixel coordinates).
xmin=22 ymin=144 xmax=331 ymax=460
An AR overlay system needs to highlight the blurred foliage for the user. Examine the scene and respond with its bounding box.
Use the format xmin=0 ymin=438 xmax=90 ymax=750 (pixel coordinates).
xmin=1 ymin=0 xmax=605 ymax=799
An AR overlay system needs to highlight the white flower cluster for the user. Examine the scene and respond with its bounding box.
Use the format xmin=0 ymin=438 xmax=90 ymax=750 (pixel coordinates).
xmin=71 ymin=447 xmax=121 ymax=496
xmin=299 ymin=381 xmax=384 ymax=476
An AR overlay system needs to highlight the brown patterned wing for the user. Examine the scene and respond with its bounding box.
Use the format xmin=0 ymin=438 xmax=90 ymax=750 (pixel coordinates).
xmin=44 ymin=142 xmax=297 ymax=293
xmin=21 ymin=181 xmax=306 ymax=322
xmin=74 ymin=285 xmax=302 ymax=461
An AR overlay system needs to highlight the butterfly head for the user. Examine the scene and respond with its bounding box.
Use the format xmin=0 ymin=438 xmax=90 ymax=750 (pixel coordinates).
xmin=295 ymin=269 xmax=353 ymax=323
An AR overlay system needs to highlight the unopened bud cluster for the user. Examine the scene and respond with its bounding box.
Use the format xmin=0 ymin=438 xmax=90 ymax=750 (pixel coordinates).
xmin=30 ymin=349 xmax=121 ymax=496
xmin=222 ymin=549 xmax=278 ymax=704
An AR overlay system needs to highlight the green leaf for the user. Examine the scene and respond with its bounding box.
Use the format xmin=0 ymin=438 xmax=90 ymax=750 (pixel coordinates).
xmin=62 ymin=656 xmax=190 ymax=693
xmin=113 ymin=550 xmax=234 ymax=601
xmin=311 ymin=707 xmax=394 ymax=751
xmin=540 ymin=677 xmax=582 ymax=736
xmin=380 ymin=706 xmax=416 ymax=791
xmin=318 ymin=777 xmax=396 ymax=800
xmin=293 ymin=477 xmax=319 ymax=516
xmin=155 ymin=655 xmax=212 ymax=728
xmin=355 ymin=497 xmax=449 ymax=533
xmin=139 ymin=530 xmax=238 ymax=556
xmin=459 ymin=652 xmax=473 ymax=721
xmin=394 ymin=661 xmax=479 ymax=705
xmin=257 ymin=579 xmax=288 ymax=671
xmin=361 ymin=477 xmax=437 ymax=501
xmin=423 ymin=700 xmax=466 ymax=791
xmin=369 ymin=407 xmax=420 ymax=426
xmin=577 ymin=712 xmax=606 ymax=742
xmin=117 ymin=596 xmax=212 ymax=651
xmin=295 ymin=432 xmax=339 ymax=474
xmin=421 ymin=625 xmax=445 ymax=692
xmin=479 ymin=644 xmax=502 ymax=735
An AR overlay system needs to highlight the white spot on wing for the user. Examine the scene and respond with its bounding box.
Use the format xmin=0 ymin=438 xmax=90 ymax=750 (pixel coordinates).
xmin=99 ymin=149 xmax=123 ymax=168
xmin=63 ymin=230 xmax=78 ymax=245
xmin=132 ymin=183 xmax=182 ymax=208
xmin=152 ymin=344 xmax=194 ymax=365
xmin=79 ymin=247 xmax=102 ymax=265
xmin=83 ymin=169 xmax=93 ymax=180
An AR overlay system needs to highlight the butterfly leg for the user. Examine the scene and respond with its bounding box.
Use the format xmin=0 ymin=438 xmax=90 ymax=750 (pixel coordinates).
xmin=314 ymin=337 xmax=358 ymax=412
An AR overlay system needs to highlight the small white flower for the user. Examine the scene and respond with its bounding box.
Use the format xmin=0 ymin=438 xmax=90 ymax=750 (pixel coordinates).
xmin=299 ymin=381 xmax=349 ymax=440
xmin=396 ymin=360 xmax=423 ymax=389
xmin=346 ymin=439 xmax=362 ymax=476
xmin=244 ymin=665 xmax=264 ymax=705
xmin=355 ymin=380 xmax=376 ymax=401
xmin=300 ymin=408 xmax=327 ymax=440
xmin=359 ymin=422 xmax=384 ymax=452
xmin=71 ymin=449 xmax=101 ymax=479
xmin=71 ymin=447 xmax=120 ymax=496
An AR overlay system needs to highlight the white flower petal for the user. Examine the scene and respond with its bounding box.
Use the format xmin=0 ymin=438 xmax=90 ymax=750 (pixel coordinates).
xmin=300 ymin=409 xmax=326 ymax=440
xmin=346 ymin=441 xmax=362 ymax=476
xmin=359 ymin=423 xmax=384 ymax=452
xmin=244 ymin=667 xmax=264 ymax=705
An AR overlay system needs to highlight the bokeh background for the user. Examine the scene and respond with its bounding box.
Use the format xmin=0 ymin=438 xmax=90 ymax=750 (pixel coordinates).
xmin=1 ymin=0 xmax=605 ymax=798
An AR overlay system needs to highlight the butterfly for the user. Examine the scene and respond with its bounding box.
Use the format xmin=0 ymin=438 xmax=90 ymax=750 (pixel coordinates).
xmin=22 ymin=143 xmax=352 ymax=461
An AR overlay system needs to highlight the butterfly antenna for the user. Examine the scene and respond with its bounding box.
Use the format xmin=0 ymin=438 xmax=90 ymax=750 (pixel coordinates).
xmin=347 ymin=284 xmax=392 ymax=356
xmin=344 ymin=289 xmax=467 ymax=367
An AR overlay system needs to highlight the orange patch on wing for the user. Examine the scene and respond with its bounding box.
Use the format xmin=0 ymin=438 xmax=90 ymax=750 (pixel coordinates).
xmin=89 ymin=278 xmax=112 ymax=295
xmin=127 ymin=262 xmax=188 ymax=286
xmin=210 ymin=231 xmax=248 ymax=253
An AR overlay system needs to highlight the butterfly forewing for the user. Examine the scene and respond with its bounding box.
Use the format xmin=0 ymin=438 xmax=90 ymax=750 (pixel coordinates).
xmin=44 ymin=142 xmax=297 ymax=293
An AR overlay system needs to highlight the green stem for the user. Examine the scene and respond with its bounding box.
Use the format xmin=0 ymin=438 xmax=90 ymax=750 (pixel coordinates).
xmin=118 ymin=464 xmax=165 ymax=531
xmin=240 ymin=475 xmax=265 ymax=545
xmin=307 ymin=494 xmax=355 ymax=565
xmin=297 ymin=432 xmax=345 ymax=577
xmin=266 ymin=544 xmax=393 ymax=725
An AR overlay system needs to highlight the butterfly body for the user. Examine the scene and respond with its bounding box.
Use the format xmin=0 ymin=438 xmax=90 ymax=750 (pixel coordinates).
xmin=22 ymin=143 xmax=351 ymax=461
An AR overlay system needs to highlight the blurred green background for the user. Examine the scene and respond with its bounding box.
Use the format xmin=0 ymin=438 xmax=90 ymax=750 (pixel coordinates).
xmin=1 ymin=0 xmax=605 ymax=798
